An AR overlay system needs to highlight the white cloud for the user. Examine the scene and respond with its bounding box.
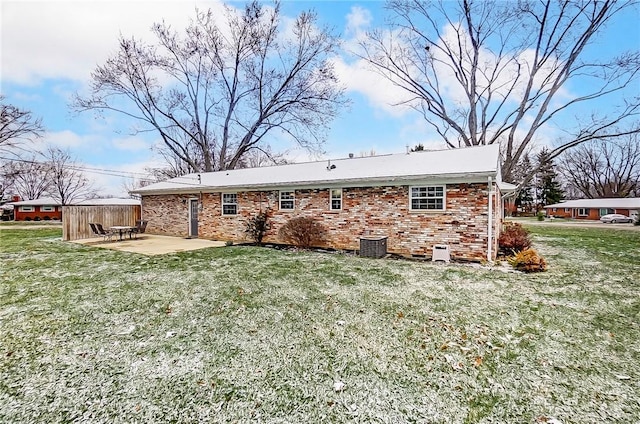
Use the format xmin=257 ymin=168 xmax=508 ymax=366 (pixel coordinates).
xmin=43 ymin=130 xmax=98 ymax=148
xmin=330 ymin=55 xmax=415 ymax=117
xmin=334 ymin=7 xmax=422 ymax=117
xmin=112 ymin=136 xmax=150 ymax=152
xmin=1 ymin=0 xmax=226 ymax=85
xmin=345 ymin=6 xmax=372 ymax=37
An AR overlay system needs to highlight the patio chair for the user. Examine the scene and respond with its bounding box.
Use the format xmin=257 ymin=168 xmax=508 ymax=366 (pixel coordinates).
xmin=89 ymin=223 xmax=101 ymax=238
xmin=94 ymin=223 xmax=114 ymax=242
xmin=132 ymin=220 xmax=148 ymax=239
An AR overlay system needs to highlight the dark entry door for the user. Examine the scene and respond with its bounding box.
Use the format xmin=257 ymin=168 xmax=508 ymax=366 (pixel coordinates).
xmin=189 ymin=199 xmax=199 ymax=237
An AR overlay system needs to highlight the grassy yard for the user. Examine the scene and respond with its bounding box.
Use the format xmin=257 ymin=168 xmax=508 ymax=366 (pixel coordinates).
xmin=1 ymin=226 xmax=638 ymax=423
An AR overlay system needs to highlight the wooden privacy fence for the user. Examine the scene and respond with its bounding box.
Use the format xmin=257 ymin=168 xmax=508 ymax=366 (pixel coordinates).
xmin=62 ymin=205 xmax=141 ymax=241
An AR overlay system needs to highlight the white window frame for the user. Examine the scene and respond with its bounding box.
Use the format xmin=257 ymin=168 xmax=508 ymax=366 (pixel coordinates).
xmin=564 ymin=208 xmax=570 ymax=212
xmin=279 ymin=191 xmax=295 ymax=210
xmin=329 ymin=188 xmax=342 ymax=211
xmin=41 ymin=206 xmax=55 ymax=212
xmin=578 ymin=208 xmax=589 ymax=216
xmin=221 ymin=193 xmax=238 ymax=216
xmin=409 ymin=185 xmax=446 ymax=211
xmin=19 ymin=206 xmax=35 ymax=212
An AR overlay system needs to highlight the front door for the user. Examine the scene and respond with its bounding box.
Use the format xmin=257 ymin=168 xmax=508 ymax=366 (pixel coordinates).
xmin=189 ymin=198 xmax=199 ymax=238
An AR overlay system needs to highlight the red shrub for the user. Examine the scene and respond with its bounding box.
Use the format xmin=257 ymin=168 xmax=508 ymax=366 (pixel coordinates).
xmin=498 ymin=222 xmax=531 ymax=254
xmin=278 ymin=217 xmax=326 ymax=248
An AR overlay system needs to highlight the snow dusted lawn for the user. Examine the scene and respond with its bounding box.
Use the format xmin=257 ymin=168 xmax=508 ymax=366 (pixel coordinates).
xmin=1 ymin=226 xmax=638 ymax=423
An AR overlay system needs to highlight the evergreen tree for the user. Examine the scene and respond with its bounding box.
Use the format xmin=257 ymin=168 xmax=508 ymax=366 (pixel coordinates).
xmin=536 ymin=149 xmax=564 ymax=208
xmin=512 ymin=154 xmax=535 ymax=214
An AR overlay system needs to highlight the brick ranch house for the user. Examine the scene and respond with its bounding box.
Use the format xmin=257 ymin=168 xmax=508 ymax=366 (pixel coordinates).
xmin=544 ymin=198 xmax=640 ymax=221
xmin=132 ymin=145 xmax=511 ymax=262
xmin=7 ymin=197 xmax=62 ymax=221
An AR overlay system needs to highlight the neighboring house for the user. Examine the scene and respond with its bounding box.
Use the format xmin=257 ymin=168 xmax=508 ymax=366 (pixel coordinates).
xmin=544 ymin=198 xmax=640 ymax=221
xmin=132 ymin=145 xmax=509 ymax=262
xmin=8 ymin=198 xmax=62 ymax=221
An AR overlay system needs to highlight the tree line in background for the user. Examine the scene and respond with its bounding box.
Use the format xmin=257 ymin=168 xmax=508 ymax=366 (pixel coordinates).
xmin=0 ymin=95 xmax=94 ymax=204
xmin=2 ymin=0 xmax=640 ymax=204
xmin=509 ymin=132 xmax=640 ymax=214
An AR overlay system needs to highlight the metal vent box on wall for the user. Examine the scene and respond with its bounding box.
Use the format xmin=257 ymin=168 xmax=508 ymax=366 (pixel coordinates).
xmin=359 ymin=236 xmax=388 ymax=258
xmin=432 ymin=244 xmax=451 ymax=263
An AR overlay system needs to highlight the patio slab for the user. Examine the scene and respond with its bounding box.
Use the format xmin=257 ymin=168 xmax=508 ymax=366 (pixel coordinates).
xmin=71 ymin=234 xmax=227 ymax=255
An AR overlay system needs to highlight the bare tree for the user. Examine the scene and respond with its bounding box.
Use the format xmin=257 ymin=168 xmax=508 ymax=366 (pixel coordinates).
xmin=73 ymin=1 xmax=347 ymax=174
xmin=121 ymin=177 xmax=150 ymax=199
xmin=0 ymin=161 xmax=15 ymax=200
xmin=559 ymin=133 xmax=640 ymax=198
xmin=44 ymin=147 xmax=94 ymax=205
xmin=361 ymin=0 xmax=640 ymax=182
xmin=146 ymin=143 xmax=204 ymax=181
xmin=0 ymin=95 xmax=44 ymax=153
xmin=1 ymin=157 xmax=52 ymax=200
xmin=236 ymin=146 xmax=290 ymax=168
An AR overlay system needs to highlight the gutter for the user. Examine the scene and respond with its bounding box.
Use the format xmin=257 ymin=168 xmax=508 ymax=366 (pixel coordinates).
xmin=487 ymin=176 xmax=493 ymax=263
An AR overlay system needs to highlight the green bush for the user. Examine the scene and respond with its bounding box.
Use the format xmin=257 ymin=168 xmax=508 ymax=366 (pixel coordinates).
xmin=278 ymin=217 xmax=325 ymax=248
xmin=537 ymin=211 xmax=545 ymax=221
xmin=498 ymin=222 xmax=532 ymax=255
xmin=508 ymin=248 xmax=547 ymax=273
xmin=245 ymin=211 xmax=269 ymax=245
xmin=635 ymin=215 xmax=640 ymax=226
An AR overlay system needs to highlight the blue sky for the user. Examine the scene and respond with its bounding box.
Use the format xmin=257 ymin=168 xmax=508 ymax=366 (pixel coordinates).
xmin=2 ymin=0 xmax=639 ymax=197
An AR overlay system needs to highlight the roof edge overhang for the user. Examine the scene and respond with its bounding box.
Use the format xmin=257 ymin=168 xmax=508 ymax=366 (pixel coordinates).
xmin=132 ymin=171 xmax=498 ymax=196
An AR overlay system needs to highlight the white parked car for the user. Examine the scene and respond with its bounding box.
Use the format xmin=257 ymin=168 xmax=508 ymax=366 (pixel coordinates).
xmin=599 ymin=213 xmax=633 ymax=223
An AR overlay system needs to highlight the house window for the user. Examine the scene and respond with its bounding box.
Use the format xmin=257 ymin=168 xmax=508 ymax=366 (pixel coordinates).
xmin=410 ymin=185 xmax=445 ymax=211
xmin=19 ymin=206 xmax=34 ymax=212
xmin=552 ymin=208 xmax=557 ymax=212
xmin=564 ymin=208 xmax=570 ymax=212
xmin=599 ymin=208 xmax=613 ymax=216
xmin=578 ymin=208 xmax=589 ymax=216
xmin=41 ymin=206 xmax=55 ymax=212
xmin=330 ymin=189 xmax=342 ymax=211
xmin=222 ymin=193 xmax=238 ymax=215
xmin=279 ymin=191 xmax=295 ymax=210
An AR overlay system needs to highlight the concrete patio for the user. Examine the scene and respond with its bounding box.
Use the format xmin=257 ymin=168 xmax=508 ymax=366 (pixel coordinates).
xmin=72 ymin=234 xmax=227 ymax=255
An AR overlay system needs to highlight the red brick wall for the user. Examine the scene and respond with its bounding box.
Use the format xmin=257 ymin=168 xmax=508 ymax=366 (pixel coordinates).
xmin=141 ymin=183 xmax=497 ymax=261
xmin=546 ymin=208 xmax=573 ymax=218
xmin=546 ymin=207 xmax=631 ymax=220
xmin=14 ymin=206 xmax=62 ymax=221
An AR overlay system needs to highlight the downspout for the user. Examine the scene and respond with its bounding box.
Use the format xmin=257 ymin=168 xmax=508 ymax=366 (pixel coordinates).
xmin=487 ymin=176 xmax=493 ymax=263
